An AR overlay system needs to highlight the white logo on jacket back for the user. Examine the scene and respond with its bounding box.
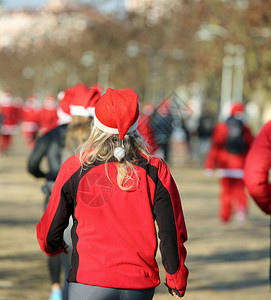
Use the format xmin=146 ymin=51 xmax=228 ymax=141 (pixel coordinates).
xmin=78 ymin=172 xmax=113 ymax=207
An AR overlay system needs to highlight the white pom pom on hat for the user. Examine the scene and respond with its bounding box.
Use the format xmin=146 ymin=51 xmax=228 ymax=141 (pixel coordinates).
xmin=93 ymin=88 xmax=139 ymax=161
xmin=114 ymin=147 xmax=126 ymax=162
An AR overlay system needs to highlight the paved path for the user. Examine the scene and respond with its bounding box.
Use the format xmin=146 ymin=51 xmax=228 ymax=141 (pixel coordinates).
xmin=0 ymin=145 xmax=270 ymax=299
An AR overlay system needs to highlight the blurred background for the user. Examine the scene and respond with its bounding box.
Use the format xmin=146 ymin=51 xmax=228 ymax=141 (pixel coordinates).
xmin=1 ymin=1 xmax=271 ymax=300
xmin=1 ymin=0 xmax=271 ymax=132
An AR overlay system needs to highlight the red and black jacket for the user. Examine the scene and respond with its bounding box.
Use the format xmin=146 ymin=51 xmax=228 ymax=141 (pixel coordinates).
xmin=205 ymin=121 xmax=253 ymax=173
xmin=36 ymin=153 xmax=188 ymax=296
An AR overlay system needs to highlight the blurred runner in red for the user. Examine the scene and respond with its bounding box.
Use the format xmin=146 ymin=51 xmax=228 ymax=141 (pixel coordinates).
xmin=0 ymin=91 xmax=20 ymax=154
xmin=205 ymin=103 xmax=254 ymax=223
xmin=21 ymin=95 xmax=40 ymax=150
xmin=38 ymin=94 xmax=58 ymax=136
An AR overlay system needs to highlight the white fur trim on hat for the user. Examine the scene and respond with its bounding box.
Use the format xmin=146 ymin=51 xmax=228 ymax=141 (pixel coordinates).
xmin=57 ymin=108 xmax=72 ymax=125
xmin=94 ymin=114 xmax=138 ymax=136
xmin=70 ymin=105 xmax=95 ymax=117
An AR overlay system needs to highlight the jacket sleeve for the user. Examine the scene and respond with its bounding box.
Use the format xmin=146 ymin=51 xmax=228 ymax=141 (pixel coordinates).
xmin=153 ymin=160 xmax=188 ymax=297
xmin=28 ymin=127 xmax=65 ymax=181
xmin=36 ymin=160 xmax=74 ymax=256
xmin=244 ymin=121 xmax=271 ymax=214
xmin=27 ymin=134 xmax=49 ymax=178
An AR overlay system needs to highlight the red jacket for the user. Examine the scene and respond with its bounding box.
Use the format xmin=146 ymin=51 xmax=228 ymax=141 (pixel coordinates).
xmin=244 ymin=121 xmax=271 ymax=214
xmin=205 ymin=121 xmax=253 ymax=178
xmin=21 ymin=106 xmax=39 ymax=134
xmin=1 ymin=103 xmax=19 ymax=135
xmin=38 ymin=107 xmax=58 ymax=135
xmin=36 ymin=154 xmax=188 ymax=295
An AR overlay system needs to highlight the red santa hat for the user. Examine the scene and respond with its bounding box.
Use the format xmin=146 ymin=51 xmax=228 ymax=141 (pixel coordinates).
xmin=57 ymin=84 xmax=86 ymax=125
xmin=93 ymin=88 xmax=139 ymax=161
xmin=70 ymin=84 xmax=101 ymax=117
xmin=57 ymin=83 xmax=102 ymax=125
xmin=94 ymin=88 xmax=139 ymax=141
xmin=230 ymin=102 xmax=245 ymax=116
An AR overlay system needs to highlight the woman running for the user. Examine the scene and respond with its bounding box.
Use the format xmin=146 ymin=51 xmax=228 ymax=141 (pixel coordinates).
xmin=36 ymin=88 xmax=189 ymax=299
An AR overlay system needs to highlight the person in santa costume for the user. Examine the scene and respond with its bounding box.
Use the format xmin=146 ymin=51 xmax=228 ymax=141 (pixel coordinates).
xmin=0 ymin=92 xmax=20 ymax=154
xmin=36 ymin=88 xmax=188 ymax=300
xmin=137 ymin=102 xmax=158 ymax=155
xmin=244 ymin=120 xmax=271 ymax=288
xmin=205 ymin=102 xmax=254 ymax=223
xmin=29 ymin=83 xmax=101 ymax=300
xmin=38 ymin=94 xmax=58 ymax=136
xmin=21 ymin=95 xmax=40 ymax=150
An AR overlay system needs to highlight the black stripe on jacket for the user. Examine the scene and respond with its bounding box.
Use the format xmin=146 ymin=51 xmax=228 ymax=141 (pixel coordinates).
xmin=137 ymin=156 xmax=180 ymax=275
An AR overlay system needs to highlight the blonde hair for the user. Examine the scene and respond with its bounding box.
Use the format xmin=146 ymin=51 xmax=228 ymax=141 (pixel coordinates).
xmin=78 ymin=122 xmax=151 ymax=191
xmin=66 ymin=116 xmax=92 ymax=155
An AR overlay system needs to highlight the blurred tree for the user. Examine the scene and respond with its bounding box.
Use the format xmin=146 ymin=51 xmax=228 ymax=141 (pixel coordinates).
xmin=0 ymin=0 xmax=270 ymax=122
